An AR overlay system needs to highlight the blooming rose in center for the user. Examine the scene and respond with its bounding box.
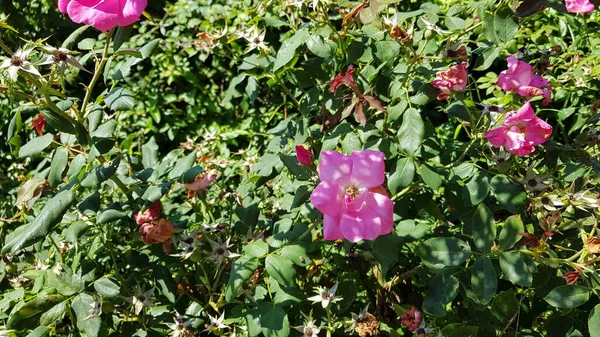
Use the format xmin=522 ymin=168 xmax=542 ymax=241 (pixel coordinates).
xmin=310 ymin=150 xmax=394 ymax=242
xmin=484 ymin=102 xmax=552 ymax=156
xmin=58 ymin=0 xmax=148 ymax=31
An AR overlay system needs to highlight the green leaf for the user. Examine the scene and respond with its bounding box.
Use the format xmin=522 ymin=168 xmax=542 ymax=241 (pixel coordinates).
xmin=7 ymin=290 xmax=64 ymax=329
xmin=225 ymin=255 xmax=260 ymax=301
xmin=18 ymin=134 xmax=54 ymax=158
xmin=105 ymin=87 xmax=135 ymax=111
xmin=243 ymin=240 xmax=269 ymax=258
xmin=419 ymin=165 xmax=442 ymax=190
xmin=61 ymin=25 xmax=91 ymax=49
xmin=465 ymin=171 xmax=490 ymax=206
xmin=265 ymin=254 xmax=295 ymax=288
xmin=97 ymin=209 xmax=127 ymax=224
xmin=471 ymin=204 xmax=496 ymax=253
xmin=39 ymin=301 xmax=67 ymax=326
xmin=500 ymin=251 xmax=532 ymax=287
xmin=423 ymin=274 xmax=459 ymax=316
xmin=42 ymin=109 xmax=78 ymax=135
xmin=153 ymin=265 xmax=177 ymax=304
xmin=2 ymin=191 xmax=74 ymax=253
xmin=474 ymin=46 xmax=501 ymax=71
xmin=72 ymin=293 xmax=101 ymax=337
xmin=544 ymin=285 xmax=590 ymax=309
xmin=168 ymin=152 xmax=196 ymax=180
xmin=490 ymin=175 xmax=527 ymax=214
xmin=515 ymin=0 xmax=544 ymax=17
xmin=589 ymin=304 xmax=600 ymax=337
xmin=491 ymin=290 xmax=518 ymax=323
xmin=416 ymin=237 xmax=471 ymax=267
xmin=306 ymin=35 xmax=332 ymax=58
xmin=80 ymin=157 xmax=120 ymax=189
xmin=279 ymin=154 xmax=313 ymax=181
xmin=94 ymin=278 xmax=120 ymax=298
xmin=498 ymin=215 xmax=524 ymax=250
xmin=280 ymin=243 xmax=312 ymax=267
xmin=26 ymin=326 xmax=51 ymax=337
xmin=48 ymin=147 xmax=69 ymax=188
xmin=142 ymin=137 xmax=158 ymax=169
xmin=273 ymin=30 xmax=309 ymax=71
xmin=483 ymin=9 xmax=519 ymax=43
xmin=260 ymin=307 xmax=290 ymax=337
xmin=113 ymin=24 xmax=133 ymax=51
xmin=388 ymin=158 xmax=415 ymax=195
xmin=91 ymin=120 xmax=117 ymax=154
xmin=397 ymin=108 xmax=424 ymax=156
xmin=471 ymin=257 xmax=497 ymax=305
xmin=440 ymin=324 xmax=478 ymax=337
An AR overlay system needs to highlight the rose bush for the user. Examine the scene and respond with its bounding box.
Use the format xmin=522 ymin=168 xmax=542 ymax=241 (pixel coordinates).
xmin=1 ymin=0 xmax=600 ymax=336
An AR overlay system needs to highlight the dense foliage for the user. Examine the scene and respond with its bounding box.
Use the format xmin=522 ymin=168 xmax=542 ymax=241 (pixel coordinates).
xmin=2 ymin=0 xmax=600 ymax=336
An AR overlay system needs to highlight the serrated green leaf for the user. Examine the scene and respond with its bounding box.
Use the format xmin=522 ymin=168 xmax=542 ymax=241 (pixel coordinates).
xmin=498 ymin=215 xmax=524 ymax=250
xmin=397 ymin=108 xmax=424 ymax=156
xmin=471 ymin=204 xmax=495 ymax=253
xmin=265 ymin=254 xmax=295 ymax=288
xmin=471 ymin=257 xmax=497 ymax=304
xmin=18 ymin=134 xmax=54 ymax=158
xmin=500 ymin=251 xmax=532 ymax=287
xmin=49 ymin=147 xmax=68 ymax=188
xmin=544 ymin=285 xmax=590 ymax=309
xmin=423 ymin=274 xmax=459 ymax=316
xmin=388 ymin=157 xmax=415 ymax=195
xmin=106 ymin=87 xmax=135 ymax=111
xmin=94 ymin=278 xmax=120 ymax=298
xmin=589 ymin=304 xmax=600 ymax=337
xmin=416 ymin=237 xmax=471 ymax=267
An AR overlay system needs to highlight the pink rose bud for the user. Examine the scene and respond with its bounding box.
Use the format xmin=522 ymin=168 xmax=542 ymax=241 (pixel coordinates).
xmin=400 ymin=306 xmax=422 ymax=332
xmin=296 ymin=145 xmax=314 ymax=165
xmin=182 ymin=169 xmax=218 ymax=191
xmin=431 ymin=62 xmax=468 ymax=100
xmin=574 ymin=54 xmax=581 ymax=63
xmin=140 ymin=218 xmax=175 ymax=245
xmin=565 ymin=0 xmax=595 ymax=13
xmin=484 ymin=102 xmax=552 ymax=156
xmin=58 ymin=0 xmax=148 ymax=31
xmin=134 ymin=201 xmax=162 ymax=225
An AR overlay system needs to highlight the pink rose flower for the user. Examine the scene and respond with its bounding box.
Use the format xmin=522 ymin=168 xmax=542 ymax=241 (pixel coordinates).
xmin=484 ymin=102 xmax=552 ymax=156
xmin=310 ymin=150 xmax=394 ymax=242
xmin=566 ymin=0 xmax=595 ymax=13
xmin=140 ymin=218 xmax=174 ymax=245
xmin=400 ymin=306 xmax=422 ymax=332
xmin=134 ymin=201 xmax=162 ymax=225
xmin=296 ymin=145 xmax=314 ymax=165
xmin=497 ymin=56 xmax=552 ymax=105
xmin=58 ymin=0 xmax=148 ymax=31
xmin=431 ymin=62 xmax=468 ymax=100
xmin=182 ymin=170 xmax=218 ymax=191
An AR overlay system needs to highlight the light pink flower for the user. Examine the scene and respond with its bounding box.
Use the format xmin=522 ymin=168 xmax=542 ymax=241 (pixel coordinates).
xmin=182 ymin=170 xmax=218 ymax=191
xmin=134 ymin=201 xmax=162 ymax=225
xmin=484 ymin=102 xmax=552 ymax=156
xmin=140 ymin=218 xmax=175 ymax=244
xmin=58 ymin=0 xmax=148 ymax=31
xmin=431 ymin=62 xmax=468 ymax=100
xmin=310 ymin=150 xmax=394 ymax=242
xmin=497 ymin=56 xmax=552 ymax=105
xmin=566 ymin=0 xmax=595 ymax=13
xmin=400 ymin=306 xmax=422 ymax=332
xmin=296 ymin=145 xmax=314 ymax=166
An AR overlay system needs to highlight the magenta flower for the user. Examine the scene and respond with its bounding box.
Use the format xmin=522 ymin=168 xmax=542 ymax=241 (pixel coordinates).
xmin=431 ymin=62 xmax=468 ymax=100
xmin=484 ymin=102 xmax=552 ymax=156
xmin=400 ymin=306 xmax=422 ymax=332
xmin=58 ymin=0 xmax=148 ymax=31
xmin=310 ymin=150 xmax=394 ymax=242
xmin=497 ymin=56 xmax=552 ymax=105
xmin=296 ymin=145 xmax=314 ymax=166
xmin=134 ymin=201 xmax=162 ymax=225
xmin=566 ymin=0 xmax=595 ymax=13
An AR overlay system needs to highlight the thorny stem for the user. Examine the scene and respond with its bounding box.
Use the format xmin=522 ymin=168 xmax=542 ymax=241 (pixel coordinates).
xmin=81 ymin=28 xmax=114 ymax=118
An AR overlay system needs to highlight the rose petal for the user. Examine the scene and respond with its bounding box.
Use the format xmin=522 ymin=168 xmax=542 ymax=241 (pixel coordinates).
xmin=350 ymin=150 xmax=385 ymax=188
xmin=310 ymin=181 xmax=345 ymax=217
xmin=317 ymin=151 xmax=353 ymax=186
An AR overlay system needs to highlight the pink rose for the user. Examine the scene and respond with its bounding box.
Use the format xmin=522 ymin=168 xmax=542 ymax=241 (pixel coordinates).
xmin=58 ymin=0 xmax=148 ymax=31
xmin=400 ymin=306 xmax=422 ymax=332
xmin=310 ymin=150 xmax=394 ymax=242
xmin=182 ymin=170 xmax=218 ymax=191
xmin=497 ymin=56 xmax=552 ymax=105
xmin=484 ymin=102 xmax=553 ymax=156
xmin=134 ymin=201 xmax=162 ymax=225
xmin=296 ymin=145 xmax=314 ymax=166
xmin=139 ymin=218 xmax=174 ymax=245
xmin=431 ymin=62 xmax=468 ymax=100
xmin=566 ymin=0 xmax=595 ymax=13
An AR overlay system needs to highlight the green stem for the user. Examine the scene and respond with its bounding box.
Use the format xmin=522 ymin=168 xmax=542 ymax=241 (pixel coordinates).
xmin=81 ymin=28 xmax=114 ymax=118
xmin=391 ymin=183 xmax=420 ymax=201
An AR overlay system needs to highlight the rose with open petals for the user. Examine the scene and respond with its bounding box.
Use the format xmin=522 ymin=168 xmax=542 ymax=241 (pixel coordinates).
xmin=497 ymin=56 xmax=552 ymax=105
xmin=565 ymin=0 xmax=595 ymax=13
xmin=310 ymin=150 xmax=394 ymax=242
xmin=431 ymin=62 xmax=468 ymax=100
xmin=140 ymin=218 xmax=175 ymax=245
xmin=58 ymin=0 xmax=148 ymax=31
xmin=484 ymin=102 xmax=552 ymax=156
